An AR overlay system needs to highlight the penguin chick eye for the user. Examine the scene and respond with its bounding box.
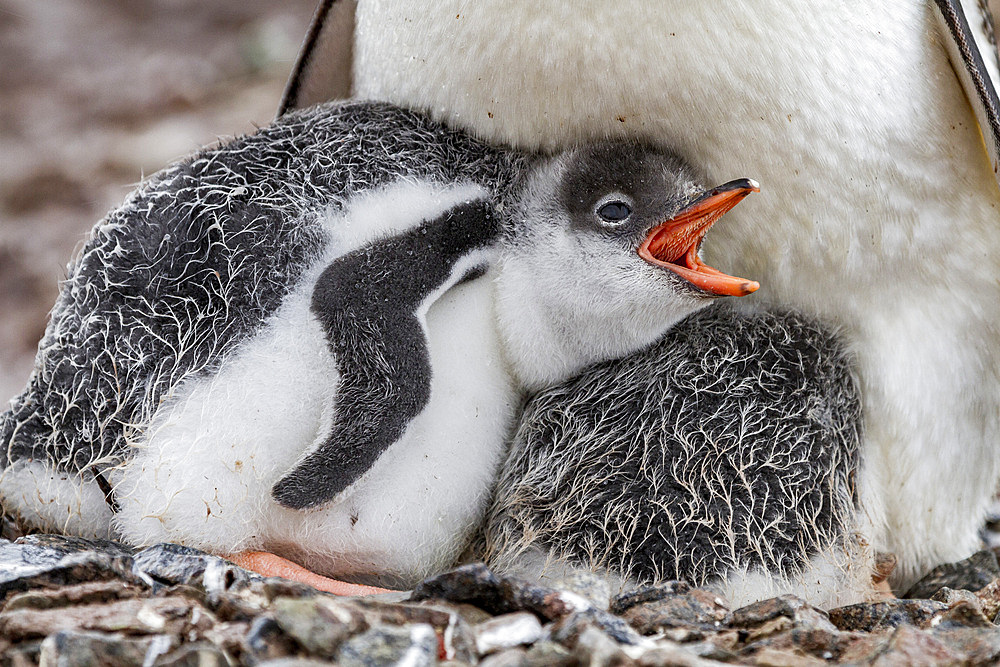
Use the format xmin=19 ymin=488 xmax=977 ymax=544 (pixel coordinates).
xmin=597 ymin=201 xmax=632 ymax=224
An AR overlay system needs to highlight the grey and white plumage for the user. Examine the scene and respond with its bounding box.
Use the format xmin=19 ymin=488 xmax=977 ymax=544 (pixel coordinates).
xmin=0 ymin=100 xmax=523 ymax=583
xmin=278 ymin=0 xmax=1000 ymax=588
xmin=0 ymin=101 xmax=761 ymax=587
xmin=483 ymin=302 xmax=869 ymax=609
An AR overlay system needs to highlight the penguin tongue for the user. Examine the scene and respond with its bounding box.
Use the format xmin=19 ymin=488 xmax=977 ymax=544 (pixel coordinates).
xmin=638 ymin=179 xmax=761 ymax=297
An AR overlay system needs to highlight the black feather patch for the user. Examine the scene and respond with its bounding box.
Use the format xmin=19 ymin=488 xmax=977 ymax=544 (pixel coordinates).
xmin=271 ymin=200 xmax=501 ymax=510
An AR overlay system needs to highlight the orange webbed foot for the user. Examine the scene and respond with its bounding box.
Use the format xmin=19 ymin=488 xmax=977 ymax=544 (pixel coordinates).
xmin=227 ymin=550 xmax=393 ymax=596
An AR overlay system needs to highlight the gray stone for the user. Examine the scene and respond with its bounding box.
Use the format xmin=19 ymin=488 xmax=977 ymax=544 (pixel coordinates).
xmin=728 ymin=596 xmax=837 ymax=634
xmin=474 ymin=612 xmax=543 ymax=655
xmin=156 ymin=643 xmax=235 ymax=667
xmin=905 ymin=550 xmax=1000 ymax=599
xmin=974 ymin=579 xmax=1000 ymax=621
xmin=351 ymin=599 xmax=478 ymax=663
xmin=0 ymin=640 xmax=43 ymax=667
xmin=549 ymin=570 xmax=612 ymax=611
xmin=410 ymin=564 xmax=589 ymax=622
xmin=572 ymin=625 xmax=633 ymax=666
xmin=335 ymin=623 xmax=439 ymax=667
xmin=478 ymin=648 xmax=527 ymax=667
xmin=620 ymin=587 xmax=729 ymax=634
xmin=244 ymin=615 xmax=300 ymax=663
xmin=131 ymin=543 xmax=261 ymax=601
xmin=37 ymin=630 xmax=171 ymax=667
xmin=840 ymin=625 xmax=964 ymax=666
xmin=930 ymin=625 xmax=1000 ymax=664
xmin=0 ymin=594 xmax=215 ymax=641
xmin=3 ymin=580 xmax=141 ymax=611
xmin=0 ymin=536 xmax=146 ymax=603
xmin=270 ymin=596 xmax=367 ymax=658
xmin=827 ymin=599 xmax=948 ymax=632
xmin=551 ymin=608 xmax=644 ymax=647
xmin=635 ymin=642 xmax=725 ymax=667
xmin=611 ymin=582 xmax=693 ymax=614
xmin=522 ymin=640 xmax=575 ymax=667
xmin=743 ymin=647 xmax=827 ymax=666
xmin=931 ymin=600 xmax=996 ymax=629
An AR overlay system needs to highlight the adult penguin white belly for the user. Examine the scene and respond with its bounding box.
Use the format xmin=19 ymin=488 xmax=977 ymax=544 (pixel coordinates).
xmin=282 ymin=0 xmax=1000 ymax=587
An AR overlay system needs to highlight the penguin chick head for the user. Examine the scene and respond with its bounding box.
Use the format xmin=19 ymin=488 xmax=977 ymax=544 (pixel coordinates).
xmin=495 ymin=142 xmax=759 ymax=391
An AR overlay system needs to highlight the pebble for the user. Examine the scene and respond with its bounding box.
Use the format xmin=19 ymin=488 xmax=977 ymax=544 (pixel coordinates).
xmin=617 ymin=584 xmax=729 ymax=633
xmin=905 ymin=549 xmax=1000 ymax=599
xmin=335 ymin=623 xmax=438 ymax=667
xmin=411 ymin=563 xmax=591 ymax=621
xmin=269 ymin=596 xmax=367 ymax=658
xmin=827 ymin=599 xmax=947 ymax=632
xmin=474 ymin=612 xmax=543 ymax=655
xmin=729 ymin=596 xmax=837 ymax=634
xmin=37 ymin=629 xmax=170 ymax=667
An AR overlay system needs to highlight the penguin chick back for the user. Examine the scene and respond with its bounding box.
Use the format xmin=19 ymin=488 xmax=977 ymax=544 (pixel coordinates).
xmin=484 ymin=302 xmax=864 ymax=600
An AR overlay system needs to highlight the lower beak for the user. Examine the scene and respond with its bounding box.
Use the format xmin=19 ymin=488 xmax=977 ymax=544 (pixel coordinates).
xmin=638 ymin=179 xmax=761 ymax=297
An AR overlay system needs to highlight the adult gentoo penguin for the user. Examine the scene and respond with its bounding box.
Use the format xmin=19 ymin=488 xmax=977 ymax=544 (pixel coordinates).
xmin=281 ymin=0 xmax=1000 ymax=587
xmin=0 ymin=97 xmax=762 ymax=590
xmin=484 ymin=302 xmax=868 ymax=610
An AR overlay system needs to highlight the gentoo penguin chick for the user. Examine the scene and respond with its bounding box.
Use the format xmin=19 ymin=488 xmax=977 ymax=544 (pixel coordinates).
xmin=483 ymin=302 xmax=868 ymax=610
xmin=0 ymin=99 xmax=759 ymax=589
xmin=0 ymin=100 xmax=523 ymax=593
xmin=281 ymin=0 xmax=1000 ymax=588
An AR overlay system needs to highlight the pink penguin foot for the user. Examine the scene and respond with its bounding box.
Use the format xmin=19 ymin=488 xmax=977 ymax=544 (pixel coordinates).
xmin=228 ymin=551 xmax=393 ymax=596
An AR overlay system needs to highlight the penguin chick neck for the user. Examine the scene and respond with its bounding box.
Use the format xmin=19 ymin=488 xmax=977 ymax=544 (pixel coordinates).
xmin=494 ymin=143 xmax=760 ymax=392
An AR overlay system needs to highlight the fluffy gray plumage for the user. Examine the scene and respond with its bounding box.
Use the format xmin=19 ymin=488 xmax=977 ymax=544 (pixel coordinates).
xmin=0 ymin=100 xmax=519 ymax=486
xmin=483 ymin=302 xmax=863 ymax=593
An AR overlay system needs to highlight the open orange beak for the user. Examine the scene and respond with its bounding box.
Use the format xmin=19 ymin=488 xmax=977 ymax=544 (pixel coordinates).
xmin=638 ymin=179 xmax=761 ymax=297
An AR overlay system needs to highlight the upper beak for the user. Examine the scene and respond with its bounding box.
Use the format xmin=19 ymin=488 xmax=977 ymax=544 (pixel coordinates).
xmin=638 ymin=178 xmax=761 ymax=297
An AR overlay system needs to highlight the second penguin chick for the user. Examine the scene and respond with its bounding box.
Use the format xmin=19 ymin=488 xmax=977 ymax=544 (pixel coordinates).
xmin=483 ymin=302 xmax=868 ymax=609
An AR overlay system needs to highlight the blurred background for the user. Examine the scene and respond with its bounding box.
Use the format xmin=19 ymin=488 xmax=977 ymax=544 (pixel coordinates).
xmin=0 ymin=0 xmax=318 ymax=403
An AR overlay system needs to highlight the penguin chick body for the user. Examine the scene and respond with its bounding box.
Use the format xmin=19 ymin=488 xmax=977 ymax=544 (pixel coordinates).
xmin=484 ymin=302 xmax=868 ymax=609
xmin=1 ymin=113 xmax=762 ymax=587
xmin=0 ymin=100 xmax=523 ymax=586
xmin=283 ymin=0 xmax=1000 ymax=587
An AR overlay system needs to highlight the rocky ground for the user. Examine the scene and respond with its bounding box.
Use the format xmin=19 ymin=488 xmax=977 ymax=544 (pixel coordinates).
xmin=5 ymin=528 xmax=1000 ymax=666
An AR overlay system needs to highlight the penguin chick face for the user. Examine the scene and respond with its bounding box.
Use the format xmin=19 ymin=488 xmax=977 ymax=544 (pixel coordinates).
xmin=495 ymin=143 xmax=759 ymax=391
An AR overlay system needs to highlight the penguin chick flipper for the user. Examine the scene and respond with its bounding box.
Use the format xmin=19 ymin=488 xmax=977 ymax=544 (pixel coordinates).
xmin=272 ymin=200 xmax=502 ymax=510
xmin=228 ymin=551 xmax=392 ymax=596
